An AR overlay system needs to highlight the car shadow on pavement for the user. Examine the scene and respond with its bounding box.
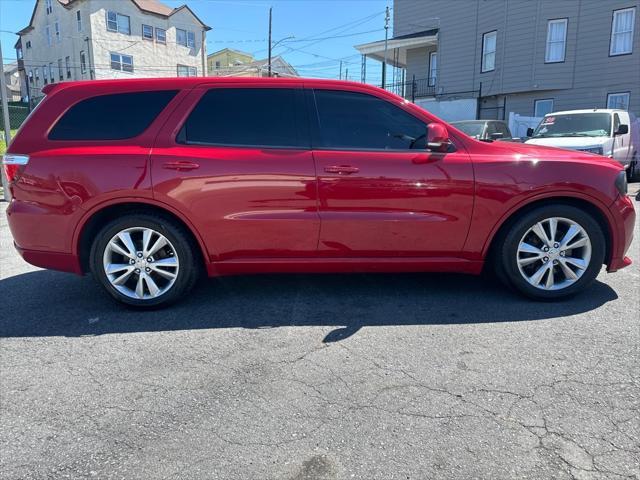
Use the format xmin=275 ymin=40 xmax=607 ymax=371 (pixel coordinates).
xmin=0 ymin=269 xmax=618 ymax=341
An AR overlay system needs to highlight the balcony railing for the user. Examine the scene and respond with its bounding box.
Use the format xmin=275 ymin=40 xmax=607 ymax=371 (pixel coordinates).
xmin=383 ymin=77 xmax=436 ymax=101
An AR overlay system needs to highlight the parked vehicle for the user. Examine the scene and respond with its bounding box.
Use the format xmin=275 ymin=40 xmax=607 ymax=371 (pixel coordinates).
xmin=451 ymin=120 xmax=520 ymax=142
xmin=525 ymin=109 xmax=639 ymax=181
xmin=3 ymin=78 xmax=635 ymax=308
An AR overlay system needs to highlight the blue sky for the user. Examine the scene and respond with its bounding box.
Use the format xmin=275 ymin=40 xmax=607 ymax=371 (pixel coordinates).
xmin=1 ymin=0 xmax=390 ymax=83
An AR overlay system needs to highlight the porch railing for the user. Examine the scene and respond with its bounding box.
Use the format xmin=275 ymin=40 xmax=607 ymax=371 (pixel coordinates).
xmin=383 ymin=76 xmax=436 ymax=101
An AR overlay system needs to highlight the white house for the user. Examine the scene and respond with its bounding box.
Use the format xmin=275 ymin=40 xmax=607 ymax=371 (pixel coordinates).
xmin=3 ymin=63 xmax=24 ymax=102
xmin=16 ymin=0 xmax=210 ymax=99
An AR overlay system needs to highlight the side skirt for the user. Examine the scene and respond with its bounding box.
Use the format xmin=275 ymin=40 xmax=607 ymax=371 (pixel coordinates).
xmin=206 ymin=257 xmax=484 ymax=277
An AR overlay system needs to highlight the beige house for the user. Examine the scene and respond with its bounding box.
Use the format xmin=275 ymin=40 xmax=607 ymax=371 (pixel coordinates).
xmin=207 ymin=48 xmax=254 ymax=74
xmin=207 ymin=48 xmax=298 ymax=77
xmin=16 ymin=0 xmax=210 ymax=99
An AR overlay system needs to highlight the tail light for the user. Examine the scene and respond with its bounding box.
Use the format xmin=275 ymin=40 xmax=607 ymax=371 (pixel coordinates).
xmin=2 ymin=154 xmax=29 ymax=183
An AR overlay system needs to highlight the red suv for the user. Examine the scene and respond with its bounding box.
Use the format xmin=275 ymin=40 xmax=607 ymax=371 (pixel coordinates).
xmin=3 ymin=78 xmax=635 ymax=308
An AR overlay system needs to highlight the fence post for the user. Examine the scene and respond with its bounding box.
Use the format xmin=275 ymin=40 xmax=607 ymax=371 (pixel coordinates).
xmin=476 ymin=82 xmax=483 ymax=119
xmin=411 ymin=75 xmax=416 ymax=103
xmin=0 ymin=41 xmax=13 ymax=201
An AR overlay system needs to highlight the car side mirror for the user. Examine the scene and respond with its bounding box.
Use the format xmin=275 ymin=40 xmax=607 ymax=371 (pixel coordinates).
xmin=490 ymin=132 xmax=504 ymax=140
xmin=427 ymin=123 xmax=450 ymax=152
xmin=526 ymin=127 xmax=534 ymax=137
xmin=615 ymin=124 xmax=629 ymax=135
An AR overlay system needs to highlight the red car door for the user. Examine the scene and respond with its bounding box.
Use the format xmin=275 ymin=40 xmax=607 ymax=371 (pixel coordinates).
xmin=151 ymin=83 xmax=319 ymax=261
xmin=310 ymin=88 xmax=474 ymax=257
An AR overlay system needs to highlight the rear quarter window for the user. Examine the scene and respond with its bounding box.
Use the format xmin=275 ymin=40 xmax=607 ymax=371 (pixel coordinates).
xmin=48 ymin=90 xmax=178 ymax=141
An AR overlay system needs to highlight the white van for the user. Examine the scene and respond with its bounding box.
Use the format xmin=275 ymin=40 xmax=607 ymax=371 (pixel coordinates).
xmin=525 ymin=109 xmax=639 ymax=180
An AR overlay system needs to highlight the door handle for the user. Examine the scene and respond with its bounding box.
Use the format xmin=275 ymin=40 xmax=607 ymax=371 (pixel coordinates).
xmin=324 ymin=165 xmax=359 ymax=174
xmin=162 ymin=161 xmax=200 ymax=171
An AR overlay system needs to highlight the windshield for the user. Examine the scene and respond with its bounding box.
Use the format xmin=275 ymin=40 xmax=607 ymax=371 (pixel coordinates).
xmin=532 ymin=113 xmax=612 ymax=138
xmin=452 ymin=122 xmax=484 ymax=138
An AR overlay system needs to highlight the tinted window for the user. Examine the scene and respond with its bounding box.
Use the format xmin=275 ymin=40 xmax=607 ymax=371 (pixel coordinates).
xmin=313 ymin=90 xmax=427 ymax=150
xmin=180 ymin=88 xmax=305 ymax=147
xmin=495 ymin=122 xmax=511 ymax=138
xmin=49 ymin=90 xmax=177 ymax=140
xmin=453 ymin=122 xmax=484 ymax=138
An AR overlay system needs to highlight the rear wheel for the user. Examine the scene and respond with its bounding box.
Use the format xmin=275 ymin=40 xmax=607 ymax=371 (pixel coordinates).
xmin=90 ymin=213 xmax=199 ymax=308
xmin=496 ymin=205 xmax=605 ymax=300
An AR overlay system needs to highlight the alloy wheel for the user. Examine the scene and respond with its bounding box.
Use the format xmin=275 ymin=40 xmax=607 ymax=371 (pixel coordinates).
xmin=516 ymin=217 xmax=592 ymax=291
xmin=102 ymin=227 xmax=180 ymax=300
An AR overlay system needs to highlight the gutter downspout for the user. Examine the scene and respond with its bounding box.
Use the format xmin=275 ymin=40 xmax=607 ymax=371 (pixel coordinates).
xmin=85 ymin=36 xmax=95 ymax=79
xmin=201 ymin=29 xmax=206 ymax=76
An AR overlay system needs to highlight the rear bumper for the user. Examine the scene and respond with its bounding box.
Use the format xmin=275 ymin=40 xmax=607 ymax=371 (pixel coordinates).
xmin=14 ymin=243 xmax=83 ymax=275
xmin=606 ymin=194 xmax=635 ymax=273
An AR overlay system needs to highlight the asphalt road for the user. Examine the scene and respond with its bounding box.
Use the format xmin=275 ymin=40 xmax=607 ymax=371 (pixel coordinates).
xmin=1 ymin=194 xmax=639 ymax=480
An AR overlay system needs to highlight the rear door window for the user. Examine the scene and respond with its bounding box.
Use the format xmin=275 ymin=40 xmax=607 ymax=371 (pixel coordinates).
xmin=178 ymin=88 xmax=307 ymax=148
xmin=49 ymin=90 xmax=178 ymax=140
xmin=312 ymin=89 xmax=427 ymax=150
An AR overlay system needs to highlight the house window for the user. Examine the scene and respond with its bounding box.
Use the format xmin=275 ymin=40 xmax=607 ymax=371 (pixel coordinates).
xmin=155 ymin=27 xmax=166 ymax=44
xmin=16 ymin=46 xmax=23 ymax=60
xmin=534 ymin=99 xmax=554 ymax=117
xmin=106 ymin=11 xmax=131 ymax=35
xmin=46 ymin=0 xmax=53 ymax=14
xmin=545 ymin=18 xmax=567 ymax=62
xmin=215 ymin=60 xmax=221 ymax=69
xmin=176 ymin=29 xmax=187 ymax=46
xmin=26 ymin=40 xmax=31 ymax=49
xmin=35 ymin=68 xmax=40 ymax=85
xmin=45 ymin=25 xmax=52 ymax=46
xmin=610 ymin=7 xmax=636 ymax=55
xmin=49 ymin=63 xmax=54 ymax=83
xmin=28 ymin=70 xmax=34 ymax=85
xmin=177 ymin=29 xmax=195 ymax=48
xmin=110 ymin=52 xmax=134 ymax=73
xmin=607 ymin=92 xmax=630 ymax=110
xmin=43 ymin=64 xmax=48 ymax=84
xmin=142 ymin=24 xmax=153 ymax=40
xmin=80 ymin=51 xmax=87 ymax=73
xmin=58 ymin=59 xmax=63 ymax=80
xmin=76 ymin=11 xmax=82 ymax=32
xmin=65 ymin=56 xmax=71 ymax=78
xmin=177 ymin=64 xmax=197 ymax=77
xmin=481 ymin=31 xmax=497 ymax=72
xmin=428 ymin=52 xmax=437 ymax=86
xmin=54 ymin=21 xmax=60 ymax=43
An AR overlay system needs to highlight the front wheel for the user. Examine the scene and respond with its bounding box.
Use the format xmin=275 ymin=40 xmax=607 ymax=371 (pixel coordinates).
xmin=496 ymin=205 xmax=605 ymax=300
xmin=90 ymin=213 xmax=200 ymax=308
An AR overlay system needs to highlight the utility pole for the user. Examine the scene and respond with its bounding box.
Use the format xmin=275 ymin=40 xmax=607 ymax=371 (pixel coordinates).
xmin=0 ymin=41 xmax=12 ymax=200
xmin=267 ymin=7 xmax=273 ymax=77
xmin=345 ymin=68 xmax=349 ymax=81
xmin=382 ymin=5 xmax=390 ymax=88
xmin=339 ymin=61 xmax=343 ymax=80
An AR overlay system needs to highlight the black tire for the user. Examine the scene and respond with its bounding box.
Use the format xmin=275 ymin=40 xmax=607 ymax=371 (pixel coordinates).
xmin=89 ymin=212 xmax=200 ymax=308
xmin=496 ymin=205 xmax=605 ymax=300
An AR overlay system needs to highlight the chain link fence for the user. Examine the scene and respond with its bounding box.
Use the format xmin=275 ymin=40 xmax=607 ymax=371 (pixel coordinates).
xmin=0 ymin=101 xmax=30 ymax=132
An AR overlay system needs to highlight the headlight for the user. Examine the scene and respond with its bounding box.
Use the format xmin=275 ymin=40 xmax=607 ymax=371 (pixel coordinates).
xmin=615 ymin=171 xmax=627 ymax=196
xmin=580 ymin=146 xmax=604 ymax=155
